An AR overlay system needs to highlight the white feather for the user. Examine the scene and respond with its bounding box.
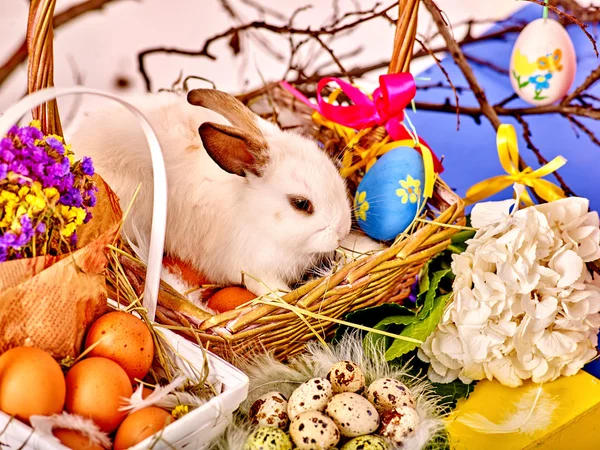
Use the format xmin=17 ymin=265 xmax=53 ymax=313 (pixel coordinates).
xmin=30 ymin=412 xmax=112 ymax=449
xmin=120 ymin=376 xmax=186 ymax=413
xmin=230 ymin=332 xmax=446 ymax=450
xmin=455 ymin=384 xmax=557 ymax=435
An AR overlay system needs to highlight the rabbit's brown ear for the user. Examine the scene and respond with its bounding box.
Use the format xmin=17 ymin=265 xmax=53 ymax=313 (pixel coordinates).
xmin=198 ymin=122 xmax=269 ymax=177
xmin=187 ymin=89 xmax=266 ymax=146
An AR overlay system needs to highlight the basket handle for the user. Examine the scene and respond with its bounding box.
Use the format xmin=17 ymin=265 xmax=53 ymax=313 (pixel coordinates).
xmin=388 ymin=0 xmax=419 ymax=74
xmin=27 ymin=0 xmax=63 ymax=136
xmin=0 ymin=87 xmax=167 ymax=322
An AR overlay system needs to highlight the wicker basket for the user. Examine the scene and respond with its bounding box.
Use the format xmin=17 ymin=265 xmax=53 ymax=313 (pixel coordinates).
xmin=26 ymin=0 xmax=464 ymax=361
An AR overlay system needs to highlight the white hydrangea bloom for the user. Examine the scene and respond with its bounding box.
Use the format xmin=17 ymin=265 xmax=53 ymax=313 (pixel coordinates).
xmin=419 ymin=195 xmax=600 ymax=387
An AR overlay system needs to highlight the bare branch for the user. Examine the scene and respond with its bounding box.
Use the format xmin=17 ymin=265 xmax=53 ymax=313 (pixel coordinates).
xmin=0 ymin=0 xmax=126 ymax=87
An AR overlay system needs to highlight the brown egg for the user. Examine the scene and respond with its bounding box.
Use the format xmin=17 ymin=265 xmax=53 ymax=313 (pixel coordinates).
xmin=84 ymin=311 xmax=154 ymax=383
xmin=207 ymin=287 xmax=256 ymax=313
xmin=113 ymin=407 xmax=174 ymax=450
xmin=53 ymin=429 xmax=105 ymax=450
xmin=0 ymin=346 xmax=65 ymax=422
xmin=65 ymin=357 xmax=133 ymax=433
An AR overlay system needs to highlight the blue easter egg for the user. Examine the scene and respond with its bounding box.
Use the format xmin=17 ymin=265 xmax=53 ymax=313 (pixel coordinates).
xmin=354 ymin=148 xmax=425 ymax=241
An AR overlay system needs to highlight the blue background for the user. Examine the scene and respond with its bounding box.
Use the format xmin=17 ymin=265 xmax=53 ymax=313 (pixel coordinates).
xmin=411 ymin=4 xmax=599 ymax=214
xmin=411 ymin=4 xmax=600 ymax=377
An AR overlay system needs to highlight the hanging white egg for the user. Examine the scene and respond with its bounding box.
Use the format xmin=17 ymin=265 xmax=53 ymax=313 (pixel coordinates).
xmin=509 ymin=18 xmax=576 ymax=106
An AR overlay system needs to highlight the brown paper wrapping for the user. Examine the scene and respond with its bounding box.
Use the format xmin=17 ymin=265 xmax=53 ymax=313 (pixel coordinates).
xmin=0 ymin=175 xmax=122 ymax=359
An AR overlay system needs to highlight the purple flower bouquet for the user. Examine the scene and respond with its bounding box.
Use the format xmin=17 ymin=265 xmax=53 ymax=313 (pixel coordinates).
xmin=0 ymin=122 xmax=123 ymax=359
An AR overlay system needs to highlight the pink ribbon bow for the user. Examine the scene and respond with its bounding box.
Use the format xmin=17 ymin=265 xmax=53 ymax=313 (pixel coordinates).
xmin=281 ymin=74 xmax=443 ymax=173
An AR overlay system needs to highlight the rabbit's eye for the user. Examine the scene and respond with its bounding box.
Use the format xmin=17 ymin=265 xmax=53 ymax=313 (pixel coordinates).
xmin=288 ymin=196 xmax=314 ymax=215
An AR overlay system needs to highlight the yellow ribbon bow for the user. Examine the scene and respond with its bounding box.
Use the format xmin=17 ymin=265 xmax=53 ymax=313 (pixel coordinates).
xmin=464 ymin=124 xmax=567 ymax=206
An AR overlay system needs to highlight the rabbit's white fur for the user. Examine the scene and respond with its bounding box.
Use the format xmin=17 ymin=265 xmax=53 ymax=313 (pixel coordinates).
xmin=69 ymin=92 xmax=352 ymax=296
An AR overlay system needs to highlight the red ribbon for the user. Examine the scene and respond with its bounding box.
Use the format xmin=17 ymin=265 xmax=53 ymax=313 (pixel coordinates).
xmin=281 ymin=74 xmax=443 ymax=173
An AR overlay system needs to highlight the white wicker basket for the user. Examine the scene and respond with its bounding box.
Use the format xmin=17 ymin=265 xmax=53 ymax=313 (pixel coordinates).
xmin=0 ymin=87 xmax=249 ymax=450
xmin=0 ymin=326 xmax=248 ymax=450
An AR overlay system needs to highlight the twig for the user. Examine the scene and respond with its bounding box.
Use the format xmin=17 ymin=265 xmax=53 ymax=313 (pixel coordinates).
xmin=239 ymin=0 xmax=287 ymax=21
xmin=416 ymin=82 xmax=469 ymax=94
xmin=413 ymin=100 xmax=600 ymax=121
xmin=525 ymin=0 xmax=599 ymax=56
xmin=138 ymin=1 xmax=398 ymax=91
xmin=564 ymin=114 xmax=600 ymax=147
xmin=313 ymin=35 xmax=353 ymax=82
xmin=514 ymin=115 xmax=577 ymax=197
xmin=464 ymin=53 xmax=509 ymax=75
xmin=422 ymin=0 xmax=502 ymax=130
xmin=514 ymin=115 xmax=549 ymax=167
xmin=0 ymin=0 xmax=126 ymax=87
xmin=563 ymin=64 xmax=600 ymax=104
xmin=554 ymin=0 xmax=600 ymax=23
xmin=415 ymin=36 xmax=461 ymax=129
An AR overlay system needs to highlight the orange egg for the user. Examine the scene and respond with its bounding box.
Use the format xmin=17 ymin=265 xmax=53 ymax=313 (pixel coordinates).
xmin=84 ymin=311 xmax=154 ymax=383
xmin=65 ymin=357 xmax=133 ymax=433
xmin=113 ymin=407 xmax=174 ymax=450
xmin=142 ymin=386 xmax=154 ymax=399
xmin=0 ymin=346 xmax=65 ymax=422
xmin=52 ymin=429 xmax=105 ymax=450
xmin=207 ymin=287 xmax=256 ymax=313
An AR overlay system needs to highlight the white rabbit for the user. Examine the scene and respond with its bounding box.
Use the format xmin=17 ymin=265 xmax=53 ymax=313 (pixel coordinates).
xmin=69 ymin=89 xmax=352 ymax=297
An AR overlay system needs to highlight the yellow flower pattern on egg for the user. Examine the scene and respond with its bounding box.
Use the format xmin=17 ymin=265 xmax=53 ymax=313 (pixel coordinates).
xmin=396 ymin=175 xmax=421 ymax=204
xmin=512 ymin=49 xmax=538 ymax=77
xmin=354 ymin=191 xmax=369 ymax=221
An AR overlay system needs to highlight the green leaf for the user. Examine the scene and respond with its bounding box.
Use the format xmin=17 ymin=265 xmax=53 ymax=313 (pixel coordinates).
xmin=333 ymin=303 xmax=415 ymax=342
xmin=418 ymin=260 xmax=431 ymax=297
xmin=451 ymin=229 xmax=475 ymax=244
xmin=363 ymin=312 xmax=417 ymax=349
xmin=420 ymin=269 xmax=451 ymax=318
xmin=385 ymin=293 xmax=451 ymax=361
xmin=430 ymin=379 xmax=477 ymax=410
xmin=374 ymin=314 xmax=418 ymax=327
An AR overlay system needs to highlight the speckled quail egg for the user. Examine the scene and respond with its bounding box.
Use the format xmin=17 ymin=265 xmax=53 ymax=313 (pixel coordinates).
xmin=249 ymin=392 xmax=289 ymax=429
xmin=289 ymin=410 xmax=340 ymax=449
xmin=341 ymin=435 xmax=389 ymax=450
xmin=378 ymin=406 xmax=420 ymax=444
xmin=244 ymin=426 xmax=293 ymax=450
xmin=326 ymin=361 xmax=366 ymax=394
xmin=288 ymin=378 xmax=333 ymax=419
xmin=365 ymin=378 xmax=415 ymax=414
xmin=325 ymin=392 xmax=379 ymax=437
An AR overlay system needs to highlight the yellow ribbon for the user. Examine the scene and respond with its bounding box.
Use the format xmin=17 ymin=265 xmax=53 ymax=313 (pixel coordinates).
xmin=464 ymin=124 xmax=567 ymax=206
xmin=312 ymin=107 xmax=436 ymax=199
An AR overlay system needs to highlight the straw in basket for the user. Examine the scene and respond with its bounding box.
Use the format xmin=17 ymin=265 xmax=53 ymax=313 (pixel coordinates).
xmin=22 ymin=0 xmax=465 ymax=362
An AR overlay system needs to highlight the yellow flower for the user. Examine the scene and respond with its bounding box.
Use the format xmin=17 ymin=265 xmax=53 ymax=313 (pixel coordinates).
xmin=171 ymin=404 xmax=189 ymax=419
xmin=30 ymin=120 xmax=41 ymax=130
xmin=58 ymin=206 xmax=87 ymax=237
xmin=25 ymin=193 xmax=46 ymax=213
xmin=354 ymin=190 xmax=370 ymax=222
xmin=45 ymin=134 xmax=64 ymax=143
xmin=0 ymin=191 xmax=18 ymax=203
xmin=512 ymin=49 xmax=537 ymax=77
xmin=43 ymin=187 xmax=60 ymax=203
xmin=74 ymin=207 xmax=86 ymax=225
xmin=17 ymin=186 xmax=30 ymax=198
xmin=60 ymin=223 xmax=78 ymax=237
xmin=396 ymin=175 xmax=421 ymax=204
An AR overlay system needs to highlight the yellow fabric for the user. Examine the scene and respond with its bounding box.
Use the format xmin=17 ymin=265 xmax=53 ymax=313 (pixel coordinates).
xmin=465 ymin=124 xmax=567 ymax=206
xmin=447 ymin=372 xmax=600 ymax=450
